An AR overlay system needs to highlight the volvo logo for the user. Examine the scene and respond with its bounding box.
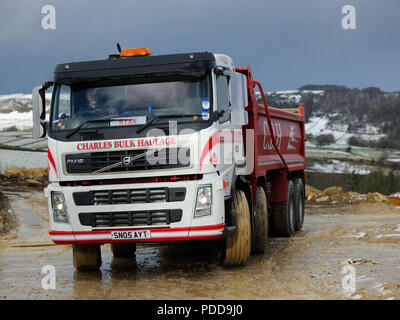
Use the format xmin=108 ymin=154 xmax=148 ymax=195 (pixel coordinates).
xmin=121 ymin=156 xmax=132 ymax=166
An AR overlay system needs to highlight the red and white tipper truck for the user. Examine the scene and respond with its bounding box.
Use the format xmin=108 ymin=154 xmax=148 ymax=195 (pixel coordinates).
xmin=32 ymin=48 xmax=305 ymax=270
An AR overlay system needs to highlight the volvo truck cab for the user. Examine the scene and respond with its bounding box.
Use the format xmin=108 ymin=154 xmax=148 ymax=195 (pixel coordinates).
xmin=32 ymin=48 xmax=251 ymax=270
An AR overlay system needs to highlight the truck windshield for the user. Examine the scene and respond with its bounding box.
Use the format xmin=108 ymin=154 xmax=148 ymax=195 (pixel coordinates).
xmin=51 ymin=73 xmax=212 ymax=131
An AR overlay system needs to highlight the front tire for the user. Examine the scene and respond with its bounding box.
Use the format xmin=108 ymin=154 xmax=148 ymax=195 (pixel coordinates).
xmin=73 ymin=244 xmax=102 ymax=271
xmin=224 ymin=190 xmax=251 ymax=267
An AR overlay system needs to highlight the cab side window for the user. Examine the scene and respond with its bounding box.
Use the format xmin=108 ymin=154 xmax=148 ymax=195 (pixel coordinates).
xmin=57 ymin=85 xmax=71 ymax=118
xmin=52 ymin=85 xmax=71 ymax=129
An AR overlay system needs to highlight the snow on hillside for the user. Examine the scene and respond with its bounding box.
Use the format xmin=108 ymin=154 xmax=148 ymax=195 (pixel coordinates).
xmin=0 ymin=93 xmax=32 ymax=101
xmin=255 ymin=89 xmax=324 ymax=106
xmin=0 ymin=93 xmax=52 ymax=101
xmin=306 ymin=115 xmax=385 ymax=145
xmin=254 ymin=88 xmax=387 ymax=146
xmin=0 ymin=93 xmax=51 ymax=131
xmin=0 ymin=111 xmax=33 ymax=131
xmin=264 ymin=89 xmax=325 ymax=97
xmin=308 ymin=159 xmax=371 ymax=175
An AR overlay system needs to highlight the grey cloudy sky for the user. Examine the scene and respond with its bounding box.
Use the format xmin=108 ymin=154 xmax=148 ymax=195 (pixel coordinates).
xmin=0 ymin=0 xmax=399 ymax=94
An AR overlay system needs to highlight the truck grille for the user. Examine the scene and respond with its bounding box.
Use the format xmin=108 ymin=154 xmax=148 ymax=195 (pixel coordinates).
xmin=73 ymin=187 xmax=186 ymax=206
xmin=65 ymin=148 xmax=190 ymax=174
xmin=78 ymin=209 xmax=182 ymax=227
xmin=93 ymin=189 xmax=166 ymax=205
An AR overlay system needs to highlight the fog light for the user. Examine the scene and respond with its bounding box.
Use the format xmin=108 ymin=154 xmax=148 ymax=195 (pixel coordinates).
xmin=51 ymin=192 xmax=69 ymax=223
xmin=195 ymin=185 xmax=212 ymax=217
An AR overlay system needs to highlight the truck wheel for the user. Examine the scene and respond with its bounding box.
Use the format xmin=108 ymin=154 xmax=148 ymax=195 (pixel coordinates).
xmin=73 ymin=244 xmax=102 ymax=271
xmin=251 ymin=186 xmax=268 ymax=254
xmin=271 ymin=180 xmax=295 ymax=237
xmin=224 ymin=190 xmax=251 ymax=267
xmin=110 ymin=243 xmax=137 ymax=258
xmin=294 ymin=178 xmax=305 ymax=231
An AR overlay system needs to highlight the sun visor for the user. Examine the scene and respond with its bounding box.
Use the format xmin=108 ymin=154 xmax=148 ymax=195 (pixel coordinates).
xmin=53 ymin=52 xmax=216 ymax=83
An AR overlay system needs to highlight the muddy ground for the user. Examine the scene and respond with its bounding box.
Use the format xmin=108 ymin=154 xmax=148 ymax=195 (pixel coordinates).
xmin=0 ymin=188 xmax=400 ymax=300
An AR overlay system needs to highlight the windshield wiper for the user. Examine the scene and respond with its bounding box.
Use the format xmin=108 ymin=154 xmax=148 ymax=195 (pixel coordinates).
xmin=65 ymin=117 xmax=114 ymax=139
xmin=66 ymin=113 xmax=203 ymax=138
xmin=136 ymin=114 xmax=203 ymax=134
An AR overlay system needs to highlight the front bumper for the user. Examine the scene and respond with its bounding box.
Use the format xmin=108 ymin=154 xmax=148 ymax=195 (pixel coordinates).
xmin=46 ymin=174 xmax=226 ymax=244
xmin=49 ymin=224 xmax=225 ymax=244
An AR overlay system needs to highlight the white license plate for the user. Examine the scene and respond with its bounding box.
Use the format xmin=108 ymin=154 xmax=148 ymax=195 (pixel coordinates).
xmin=111 ymin=230 xmax=151 ymax=240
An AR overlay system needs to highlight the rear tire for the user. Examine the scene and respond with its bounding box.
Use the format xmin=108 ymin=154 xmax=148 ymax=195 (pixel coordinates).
xmin=110 ymin=243 xmax=137 ymax=258
xmin=271 ymin=180 xmax=295 ymax=237
xmin=251 ymin=186 xmax=268 ymax=254
xmin=224 ymin=190 xmax=251 ymax=267
xmin=294 ymin=178 xmax=305 ymax=231
xmin=73 ymin=244 xmax=102 ymax=271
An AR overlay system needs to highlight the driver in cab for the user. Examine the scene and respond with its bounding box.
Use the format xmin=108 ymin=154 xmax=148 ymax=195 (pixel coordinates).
xmin=85 ymin=88 xmax=101 ymax=111
xmin=79 ymin=88 xmax=117 ymax=116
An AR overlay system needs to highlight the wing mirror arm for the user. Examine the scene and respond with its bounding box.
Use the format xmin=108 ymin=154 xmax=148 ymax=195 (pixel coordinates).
xmin=32 ymin=81 xmax=53 ymax=139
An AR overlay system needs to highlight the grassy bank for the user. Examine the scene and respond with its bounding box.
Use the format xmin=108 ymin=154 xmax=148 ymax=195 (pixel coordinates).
xmin=306 ymin=169 xmax=400 ymax=195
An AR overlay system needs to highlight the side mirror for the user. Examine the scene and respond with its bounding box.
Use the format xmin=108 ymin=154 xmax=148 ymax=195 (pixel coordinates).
xmin=229 ymin=73 xmax=248 ymax=127
xmin=32 ymin=83 xmax=52 ymax=138
xmin=230 ymin=105 xmax=248 ymax=127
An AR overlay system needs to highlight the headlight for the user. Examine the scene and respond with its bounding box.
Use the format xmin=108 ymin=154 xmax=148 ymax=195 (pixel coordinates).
xmin=51 ymin=192 xmax=69 ymax=223
xmin=195 ymin=185 xmax=212 ymax=217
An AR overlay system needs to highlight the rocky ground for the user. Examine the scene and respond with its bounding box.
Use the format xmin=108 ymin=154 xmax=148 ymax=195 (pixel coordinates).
xmin=0 ymin=167 xmax=48 ymax=190
xmin=0 ymin=167 xmax=47 ymax=233
xmin=0 ymin=191 xmax=15 ymax=233
xmin=305 ymin=185 xmax=396 ymax=205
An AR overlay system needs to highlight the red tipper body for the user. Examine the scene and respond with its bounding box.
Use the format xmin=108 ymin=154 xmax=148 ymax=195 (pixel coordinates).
xmin=236 ymin=67 xmax=306 ymax=206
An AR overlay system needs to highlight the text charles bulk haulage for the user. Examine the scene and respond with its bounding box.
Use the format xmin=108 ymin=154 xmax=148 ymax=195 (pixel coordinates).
xmin=76 ymin=136 xmax=177 ymax=151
